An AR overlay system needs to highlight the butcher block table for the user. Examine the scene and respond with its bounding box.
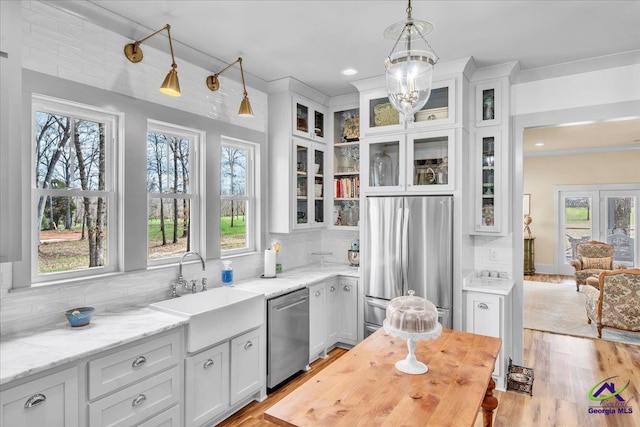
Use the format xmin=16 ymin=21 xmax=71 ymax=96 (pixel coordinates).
xmin=265 ymin=328 xmax=502 ymax=427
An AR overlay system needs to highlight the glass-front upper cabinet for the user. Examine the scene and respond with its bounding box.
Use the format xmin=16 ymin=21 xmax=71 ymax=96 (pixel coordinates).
xmin=360 ymin=79 xmax=456 ymax=136
xmin=361 ymin=135 xmax=404 ymax=193
xmin=409 ymin=79 xmax=456 ymax=129
xmin=474 ymin=129 xmax=503 ymax=233
xmin=293 ymin=95 xmax=326 ymax=143
xmin=475 ymin=79 xmax=502 ymax=127
xmin=332 ymin=107 xmax=360 ymax=228
xmin=406 ymin=129 xmax=455 ymax=192
xmin=294 ymin=137 xmax=325 ymax=229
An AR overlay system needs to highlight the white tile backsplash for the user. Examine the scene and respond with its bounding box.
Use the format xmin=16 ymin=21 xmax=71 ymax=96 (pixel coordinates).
xmin=473 ymin=235 xmax=514 ymax=279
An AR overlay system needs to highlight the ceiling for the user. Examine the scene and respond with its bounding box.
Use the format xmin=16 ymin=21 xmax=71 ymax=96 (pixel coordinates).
xmin=85 ymin=0 xmax=640 ymax=97
xmin=524 ymin=118 xmax=640 ymax=154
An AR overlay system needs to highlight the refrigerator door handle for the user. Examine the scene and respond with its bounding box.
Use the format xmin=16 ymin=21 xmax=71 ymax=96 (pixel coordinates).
xmin=395 ymin=207 xmax=404 ymax=298
xmin=401 ymin=207 xmax=409 ymax=296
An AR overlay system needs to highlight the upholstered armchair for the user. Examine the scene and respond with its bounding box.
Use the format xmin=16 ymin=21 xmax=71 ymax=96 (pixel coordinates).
xmin=584 ymin=269 xmax=640 ymax=338
xmin=571 ymin=240 xmax=626 ymax=291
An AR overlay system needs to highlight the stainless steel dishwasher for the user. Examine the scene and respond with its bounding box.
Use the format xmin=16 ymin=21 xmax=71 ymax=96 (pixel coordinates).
xmin=267 ymin=287 xmax=309 ymax=389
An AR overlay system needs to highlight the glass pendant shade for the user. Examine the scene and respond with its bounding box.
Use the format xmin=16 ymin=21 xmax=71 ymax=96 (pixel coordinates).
xmin=385 ymin=49 xmax=435 ymax=123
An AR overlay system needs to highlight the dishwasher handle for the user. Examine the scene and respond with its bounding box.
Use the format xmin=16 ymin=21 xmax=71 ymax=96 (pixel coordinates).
xmin=274 ymin=297 xmax=308 ymax=312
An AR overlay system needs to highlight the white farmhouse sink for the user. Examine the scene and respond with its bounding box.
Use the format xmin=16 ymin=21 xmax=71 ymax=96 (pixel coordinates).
xmin=150 ymin=287 xmax=264 ymax=353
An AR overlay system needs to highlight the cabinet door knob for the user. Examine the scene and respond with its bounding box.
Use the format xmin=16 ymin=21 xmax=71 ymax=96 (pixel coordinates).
xmin=244 ymin=341 xmax=253 ymax=349
xmin=330 ymin=286 xmax=336 ymax=292
xmin=132 ymin=394 xmax=147 ymax=407
xmin=315 ymin=290 xmax=322 ymax=297
xmin=343 ymin=285 xmax=351 ymax=292
xmin=203 ymin=359 xmax=215 ymax=369
xmin=477 ymin=303 xmax=489 ymax=309
xmin=132 ymin=356 xmax=147 ymax=368
xmin=24 ymin=393 xmax=46 ymax=409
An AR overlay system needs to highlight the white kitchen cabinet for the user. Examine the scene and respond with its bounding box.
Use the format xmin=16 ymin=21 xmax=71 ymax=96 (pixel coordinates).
xmin=474 ymin=79 xmax=503 ymax=128
xmin=88 ymin=332 xmax=181 ymax=400
xmin=361 ymin=130 xmax=455 ymax=194
xmin=293 ymin=138 xmax=326 ymax=229
xmin=0 ymin=366 xmax=78 ymax=427
xmin=331 ymin=106 xmax=361 ymax=229
xmin=337 ymin=278 xmax=358 ymax=344
xmin=184 ymin=342 xmax=229 ymax=427
xmin=471 ymin=127 xmax=508 ymax=235
xmin=292 ymin=94 xmax=327 ymax=143
xmin=325 ymin=280 xmax=339 ymax=345
xmin=137 ymin=404 xmax=181 ymax=427
xmin=230 ymin=328 xmax=263 ymax=405
xmin=268 ymin=79 xmax=329 ymax=234
xmin=465 ymin=289 xmax=513 ymax=389
xmin=89 ymin=366 xmax=180 ymax=427
xmin=309 ymin=282 xmax=327 ymax=362
xmin=359 ymin=79 xmax=457 ymax=137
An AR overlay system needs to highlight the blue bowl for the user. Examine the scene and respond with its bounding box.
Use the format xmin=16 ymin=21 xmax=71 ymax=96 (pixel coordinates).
xmin=65 ymin=307 xmax=95 ymax=327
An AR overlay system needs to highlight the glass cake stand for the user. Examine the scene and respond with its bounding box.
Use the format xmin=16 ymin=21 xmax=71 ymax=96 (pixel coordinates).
xmin=383 ymin=319 xmax=442 ymax=375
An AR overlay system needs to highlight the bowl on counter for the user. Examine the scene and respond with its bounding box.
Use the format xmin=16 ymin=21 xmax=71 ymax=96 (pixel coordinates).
xmin=65 ymin=307 xmax=95 ymax=327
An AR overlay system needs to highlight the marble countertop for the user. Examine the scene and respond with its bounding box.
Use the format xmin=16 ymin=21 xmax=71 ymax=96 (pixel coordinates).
xmin=463 ymin=274 xmax=515 ymax=296
xmin=0 ymin=264 xmax=359 ymax=386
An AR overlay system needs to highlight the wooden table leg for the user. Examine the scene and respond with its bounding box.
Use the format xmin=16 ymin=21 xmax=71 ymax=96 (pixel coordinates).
xmin=482 ymin=378 xmax=498 ymax=427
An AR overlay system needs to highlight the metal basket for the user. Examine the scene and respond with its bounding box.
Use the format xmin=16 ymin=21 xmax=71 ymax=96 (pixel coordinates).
xmin=506 ymin=358 xmax=534 ymax=396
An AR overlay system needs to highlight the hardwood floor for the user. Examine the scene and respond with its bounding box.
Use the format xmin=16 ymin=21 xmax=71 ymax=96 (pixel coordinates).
xmin=221 ymin=275 xmax=640 ymax=427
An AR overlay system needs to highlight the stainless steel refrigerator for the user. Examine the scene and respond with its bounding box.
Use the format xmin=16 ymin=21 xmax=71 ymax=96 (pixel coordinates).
xmin=363 ymin=195 xmax=453 ymax=336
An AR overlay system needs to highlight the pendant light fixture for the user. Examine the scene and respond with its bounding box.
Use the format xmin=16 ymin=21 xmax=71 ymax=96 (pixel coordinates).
xmin=124 ymin=24 xmax=181 ymax=97
xmin=206 ymin=57 xmax=254 ymax=117
xmin=384 ymin=0 xmax=439 ymax=123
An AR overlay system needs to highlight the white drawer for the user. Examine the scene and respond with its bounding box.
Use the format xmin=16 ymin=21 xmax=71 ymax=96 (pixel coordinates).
xmin=88 ymin=332 xmax=181 ymax=400
xmin=89 ymin=365 xmax=180 ymax=427
xmin=137 ymin=404 xmax=181 ymax=427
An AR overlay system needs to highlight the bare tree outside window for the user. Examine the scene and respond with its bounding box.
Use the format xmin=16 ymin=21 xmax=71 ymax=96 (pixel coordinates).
xmin=147 ymin=130 xmax=193 ymax=261
xmin=34 ymin=111 xmax=110 ymax=274
xmin=221 ymin=144 xmax=249 ymax=251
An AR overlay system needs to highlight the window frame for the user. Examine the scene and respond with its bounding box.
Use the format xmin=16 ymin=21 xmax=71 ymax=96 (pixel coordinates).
xmin=146 ymin=119 xmax=204 ymax=266
xmin=30 ymin=94 xmax=122 ymax=284
xmin=220 ymin=136 xmax=259 ymax=257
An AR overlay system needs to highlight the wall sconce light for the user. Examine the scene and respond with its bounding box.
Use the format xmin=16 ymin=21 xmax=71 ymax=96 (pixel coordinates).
xmin=124 ymin=24 xmax=181 ymax=97
xmin=206 ymin=57 xmax=254 ymax=117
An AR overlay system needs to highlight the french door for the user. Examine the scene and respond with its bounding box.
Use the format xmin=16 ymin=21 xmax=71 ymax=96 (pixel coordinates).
xmin=556 ymin=186 xmax=638 ymax=275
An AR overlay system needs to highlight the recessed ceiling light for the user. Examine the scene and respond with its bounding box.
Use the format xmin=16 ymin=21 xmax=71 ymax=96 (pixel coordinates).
xmin=535 ymin=143 xmax=545 ymax=146
xmin=341 ymin=68 xmax=358 ymax=76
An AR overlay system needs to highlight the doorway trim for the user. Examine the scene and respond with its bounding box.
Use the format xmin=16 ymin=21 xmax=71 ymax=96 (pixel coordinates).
xmin=511 ymin=99 xmax=640 ymax=365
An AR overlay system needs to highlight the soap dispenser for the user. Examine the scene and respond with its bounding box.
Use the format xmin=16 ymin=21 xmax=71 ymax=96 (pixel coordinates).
xmin=221 ymin=261 xmax=234 ymax=286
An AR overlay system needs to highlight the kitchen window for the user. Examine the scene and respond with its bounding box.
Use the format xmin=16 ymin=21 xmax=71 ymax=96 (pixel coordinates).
xmin=147 ymin=121 xmax=203 ymax=264
xmin=220 ymin=138 xmax=258 ymax=255
xmin=31 ymin=95 xmax=120 ymax=283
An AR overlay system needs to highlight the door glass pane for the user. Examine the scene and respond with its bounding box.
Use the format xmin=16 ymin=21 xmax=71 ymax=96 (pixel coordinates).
xmin=413 ymin=136 xmax=448 ymax=186
xmin=414 ymin=86 xmax=449 ymax=122
xmin=606 ymin=196 xmax=635 ymax=266
xmin=314 ymin=149 xmax=324 ymax=224
xmin=314 ymin=110 xmax=324 ymax=138
xmin=564 ymin=197 xmax=592 ymax=263
xmin=296 ymin=103 xmax=308 ymax=133
xmin=369 ymin=141 xmax=399 ymax=187
xmin=296 ymin=145 xmax=308 ymax=224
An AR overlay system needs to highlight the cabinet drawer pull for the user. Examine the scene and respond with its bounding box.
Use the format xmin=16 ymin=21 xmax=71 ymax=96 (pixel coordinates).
xmin=132 ymin=356 xmax=147 ymax=368
xmin=343 ymin=285 xmax=351 ymax=292
xmin=330 ymin=286 xmax=336 ymax=292
xmin=203 ymin=358 xmax=215 ymax=369
xmin=477 ymin=303 xmax=489 ymax=310
xmin=132 ymin=394 xmax=147 ymax=407
xmin=315 ymin=290 xmax=322 ymax=297
xmin=24 ymin=393 xmax=46 ymax=409
xmin=244 ymin=341 xmax=253 ymax=350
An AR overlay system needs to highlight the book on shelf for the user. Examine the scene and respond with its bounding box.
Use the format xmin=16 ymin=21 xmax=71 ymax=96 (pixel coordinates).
xmin=334 ymin=176 xmax=360 ymax=199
